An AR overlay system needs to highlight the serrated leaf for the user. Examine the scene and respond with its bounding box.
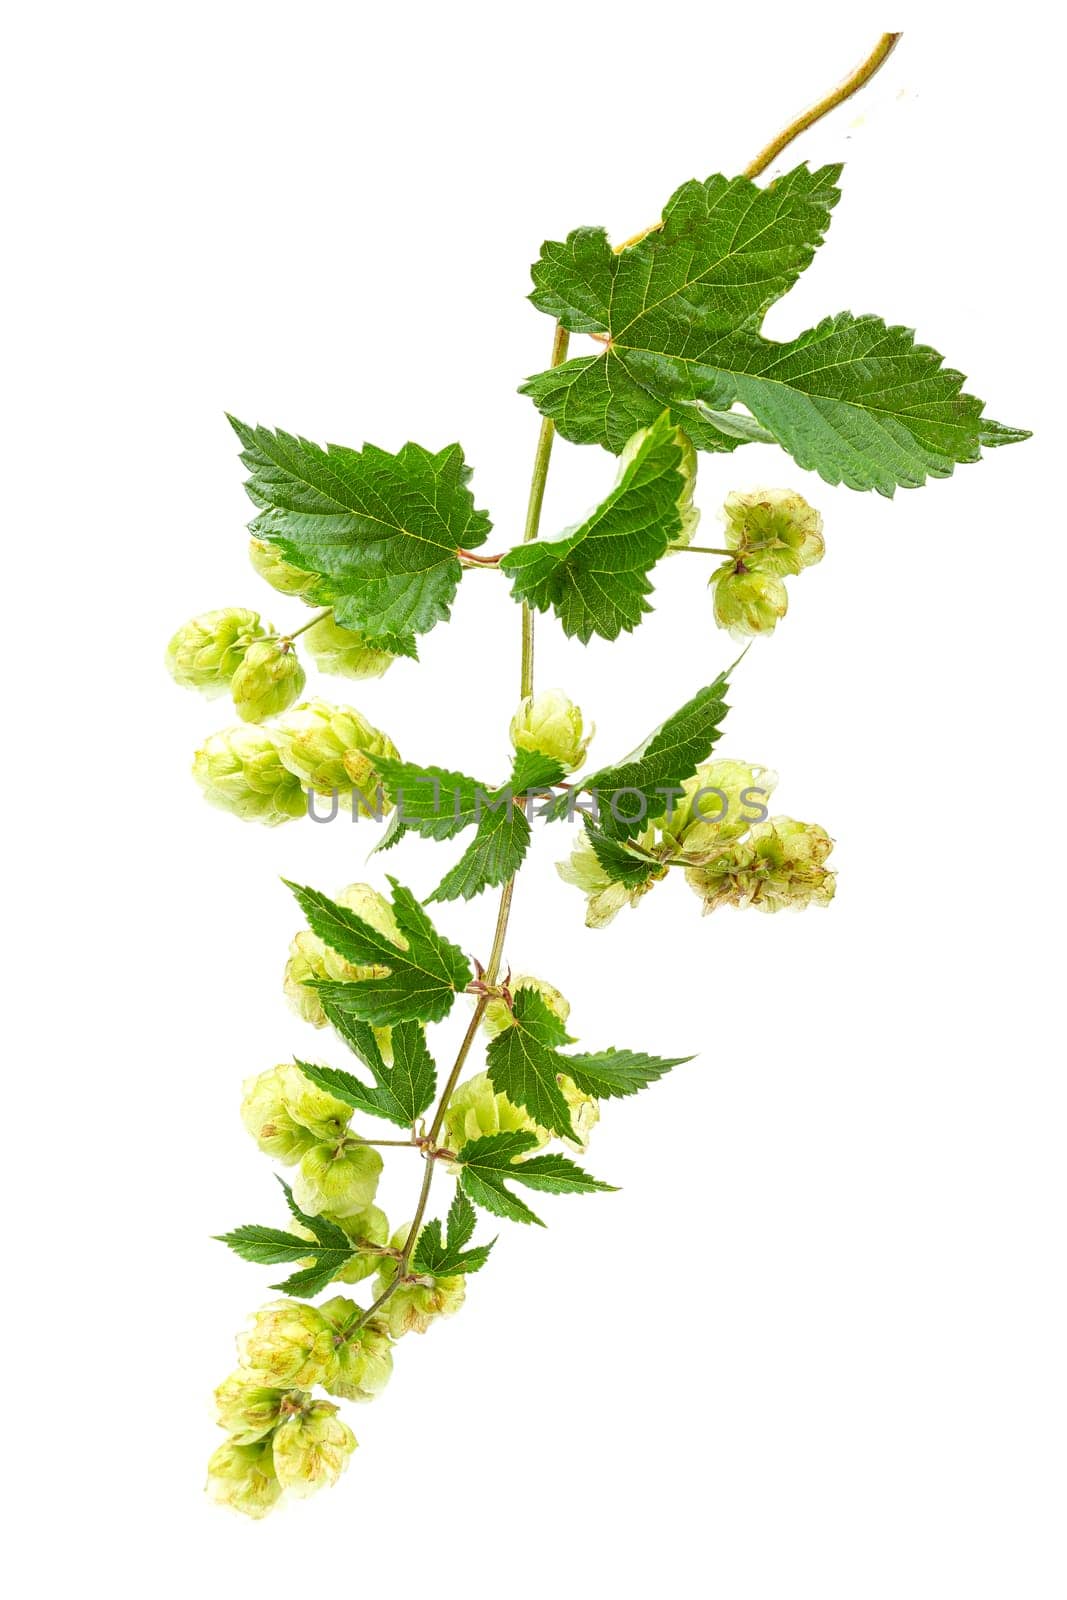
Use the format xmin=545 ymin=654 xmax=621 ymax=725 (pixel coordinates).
xmin=371 ymin=748 xmax=566 ymax=904
xmin=456 ymin=1129 xmax=616 ymax=1227
xmin=229 ymin=417 xmax=492 ymax=652
xmin=523 ymin=164 xmax=1027 ymax=493
xmin=510 ymin=749 xmax=568 ymax=793
xmin=319 ymin=1002 xmax=388 ymax=1077
xmin=294 ymin=1021 xmax=436 ymax=1129
xmin=217 ymin=1184 xmax=359 ymax=1297
xmin=428 ymin=796 xmax=532 ymax=903
xmin=372 ymin=755 xmax=483 ymax=841
xmin=584 ymin=823 xmax=661 ymax=886
xmin=546 ymin=674 xmax=730 ymax=840
xmin=499 ymin=411 xmax=691 ymax=642
xmin=484 ymin=988 xmax=578 ymax=1140
xmin=214 ymin=1224 xmax=316 ymax=1266
xmin=287 ymin=876 xmax=471 ymax=1024
xmin=271 ymin=1257 xmax=355 ymax=1298
xmin=561 ymin=1048 xmax=692 ymax=1100
xmin=412 ymin=1188 xmax=495 ymax=1276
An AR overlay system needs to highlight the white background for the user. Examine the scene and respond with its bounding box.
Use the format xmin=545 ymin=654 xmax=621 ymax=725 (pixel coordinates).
xmin=5 ymin=6 xmax=1064 ymax=1595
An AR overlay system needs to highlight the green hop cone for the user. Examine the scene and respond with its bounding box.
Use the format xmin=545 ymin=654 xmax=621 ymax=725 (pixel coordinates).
xmin=375 ymin=1225 xmax=466 ymax=1337
xmin=661 ymin=760 xmax=778 ymax=851
xmin=557 ymin=826 xmax=666 ymax=929
xmin=290 ymin=1203 xmax=390 ymax=1286
xmin=721 ymin=488 xmax=824 ymax=576
xmin=240 ymin=1064 xmax=317 ymax=1165
xmin=685 ymin=817 xmax=836 ymax=915
xmin=319 ymin=1298 xmax=395 ymax=1402
xmin=214 ymin=1370 xmax=294 ymax=1445
xmin=293 ymin=1138 xmax=384 ymax=1219
xmin=303 ymin=613 xmax=396 ymax=681
xmin=192 ymin=725 xmax=306 ymax=825
xmin=558 ymin=1077 xmax=600 ymax=1153
xmin=166 ymin=608 xmax=266 ymax=697
xmin=279 ymin=1062 xmax=352 ymax=1144
xmin=237 ymin=1299 xmax=338 ymax=1389
xmin=710 ymin=562 xmax=789 ymax=638
xmin=206 ymin=1438 xmax=283 ymax=1520
xmin=509 ymin=689 xmax=593 ymax=774
xmin=273 ymin=699 xmax=399 ymax=817
xmin=272 ymin=1400 xmax=357 ymax=1498
xmin=248 ymin=537 xmax=320 ymax=597
xmin=230 ymin=637 xmax=306 ymax=723
xmin=283 ymin=884 xmax=405 ymax=1054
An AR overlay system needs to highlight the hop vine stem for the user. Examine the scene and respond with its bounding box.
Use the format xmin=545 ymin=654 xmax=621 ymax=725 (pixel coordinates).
xmin=358 ymin=31 xmax=901 ymax=1331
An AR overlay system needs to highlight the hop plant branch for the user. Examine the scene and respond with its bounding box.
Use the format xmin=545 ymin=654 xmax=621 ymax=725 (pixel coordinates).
xmin=172 ymin=31 xmax=1031 ymax=1518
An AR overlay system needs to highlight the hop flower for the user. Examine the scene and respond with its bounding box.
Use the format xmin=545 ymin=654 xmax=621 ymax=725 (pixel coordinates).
xmin=303 ymin=614 xmax=396 ymax=681
xmin=375 ymin=1226 xmax=466 ymax=1337
xmin=192 ymin=725 xmax=306 ymax=825
xmin=230 ymin=637 xmax=306 ymax=723
xmin=272 ymin=1062 xmax=353 ymax=1145
xmin=721 ymin=488 xmax=824 ymax=575
xmin=293 ymin=1138 xmax=384 ymax=1219
xmin=289 ymin=1204 xmax=391 ymax=1286
xmin=617 ymin=424 xmax=701 ymax=551
xmin=240 ymin=1065 xmax=318 ymax=1164
xmin=248 ymin=537 xmax=320 ymax=597
xmin=213 ymin=1370 xmax=293 ymax=1445
xmin=319 ymin=1299 xmax=395 ymax=1402
xmin=482 ymin=974 xmax=571 ymax=1039
xmin=237 ymin=1300 xmax=338 ymax=1389
xmin=510 ymin=689 xmax=592 ymax=774
xmin=685 ymin=817 xmax=836 ymax=915
xmin=272 ymin=1400 xmax=357 ymax=1498
xmin=283 ymin=882 xmax=405 ymax=1030
xmin=558 ymin=1076 xmax=600 ymax=1153
xmin=273 ymin=699 xmax=399 ymax=817
xmin=661 ymin=760 xmax=778 ymax=851
xmin=557 ymin=826 xmax=665 ymax=928
xmin=166 ymin=608 xmax=266 ymax=696
xmin=440 ymin=1070 xmax=546 ymax=1157
xmin=206 ymin=1439 xmax=283 ymax=1519
xmin=710 ymin=563 xmax=789 ymax=638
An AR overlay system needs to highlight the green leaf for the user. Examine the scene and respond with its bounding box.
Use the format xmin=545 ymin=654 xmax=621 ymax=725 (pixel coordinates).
xmin=319 ymin=1002 xmax=388 ymax=1077
xmin=371 ymin=755 xmax=483 ymax=841
xmin=456 ymin=1129 xmax=616 ymax=1227
xmin=485 ymin=990 xmax=690 ymax=1150
xmin=412 ymin=1187 xmax=495 ymax=1276
xmin=428 ymin=793 xmax=532 ymax=903
xmin=272 ymin=1258 xmax=355 ymax=1298
xmin=561 ymin=1048 xmax=692 ymax=1100
xmin=499 ymin=411 xmax=691 ymax=641
xmin=545 ymin=673 xmax=730 ymax=840
xmin=229 ymin=417 xmax=492 ymax=653
xmin=583 ymin=823 xmax=661 ymax=886
xmin=372 ymin=749 xmax=566 ymax=903
xmin=484 ymin=988 xmax=578 ymax=1141
xmin=286 ymin=876 xmax=472 ymax=1025
xmin=295 ymin=1021 xmax=436 ymax=1130
xmin=214 ymin=1224 xmax=316 ymax=1266
xmin=216 ymin=1183 xmax=359 ymax=1298
xmin=510 ymin=748 xmax=568 ymax=793
xmin=523 ymin=164 xmax=1028 ymax=493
